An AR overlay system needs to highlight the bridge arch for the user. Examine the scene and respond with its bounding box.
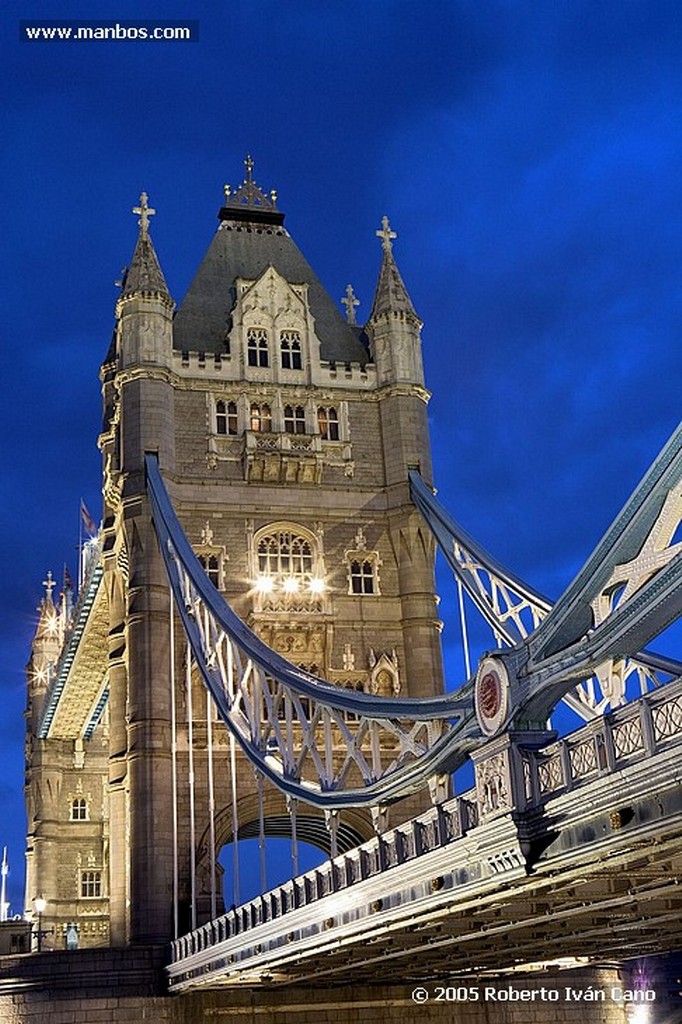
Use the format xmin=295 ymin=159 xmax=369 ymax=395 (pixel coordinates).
xmin=194 ymin=789 xmax=373 ymax=919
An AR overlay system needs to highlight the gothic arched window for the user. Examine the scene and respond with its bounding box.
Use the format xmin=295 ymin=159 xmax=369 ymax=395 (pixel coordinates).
xmin=216 ymin=400 xmax=238 ymax=436
xmin=247 ymin=328 xmax=269 ymax=368
xmin=70 ymin=798 xmax=87 ymax=821
xmin=280 ymin=331 xmax=303 ymax=370
xmin=258 ymin=531 xmax=313 ymax=581
xmin=283 ymin=404 xmax=306 ymax=434
xmin=250 ymin=403 xmax=272 ymax=433
xmin=253 ymin=524 xmax=325 ymax=603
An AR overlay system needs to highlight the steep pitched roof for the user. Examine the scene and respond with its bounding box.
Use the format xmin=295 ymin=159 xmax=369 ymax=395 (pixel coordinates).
xmin=174 ymin=191 xmax=368 ymax=363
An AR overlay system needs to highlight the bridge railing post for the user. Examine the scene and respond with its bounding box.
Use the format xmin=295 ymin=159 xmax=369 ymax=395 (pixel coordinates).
xmin=436 ymin=801 xmax=458 ymax=843
xmin=600 ymin=718 xmax=617 ymax=771
xmin=471 ymin=730 xmax=555 ymax=823
xmin=639 ymin=694 xmax=657 ymax=756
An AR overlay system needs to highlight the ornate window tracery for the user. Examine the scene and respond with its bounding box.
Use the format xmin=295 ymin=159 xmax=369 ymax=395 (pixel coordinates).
xmin=344 ymin=527 xmax=381 ymax=596
xmin=251 ymin=523 xmax=327 ymax=611
xmin=258 ymin=531 xmax=313 ymax=582
xmin=247 ymin=328 xmax=269 ymax=368
xmin=196 ymin=522 xmax=227 ymax=591
xmin=280 ymin=331 xmax=302 ymax=370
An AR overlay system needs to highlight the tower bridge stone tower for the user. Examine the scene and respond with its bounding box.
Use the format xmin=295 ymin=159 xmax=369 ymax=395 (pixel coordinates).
xmin=24 ymin=160 xmax=445 ymax=950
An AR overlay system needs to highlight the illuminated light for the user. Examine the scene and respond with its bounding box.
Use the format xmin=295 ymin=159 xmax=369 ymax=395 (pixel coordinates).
xmin=308 ymin=577 xmax=325 ymax=594
xmin=46 ymin=616 xmax=59 ymax=635
xmin=629 ymin=1007 xmax=651 ymax=1024
xmin=283 ymin=578 xmax=299 ymax=594
xmin=33 ymin=897 xmax=46 ymax=915
xmin=255 ymin=576 xmax=274 ymax=594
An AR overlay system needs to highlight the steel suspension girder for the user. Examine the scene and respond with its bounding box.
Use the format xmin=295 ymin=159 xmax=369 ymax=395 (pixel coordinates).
xmin=146 ymin=455 xmax=478 ymax=808
xmin=409 ymin=456 xmax=682 ymax=720
xmin=146 ymin=421 xmax=682 ymax=807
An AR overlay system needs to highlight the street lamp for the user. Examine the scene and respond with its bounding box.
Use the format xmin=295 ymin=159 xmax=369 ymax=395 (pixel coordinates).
xmin=32 ymin=896 xmax=51 ymax=952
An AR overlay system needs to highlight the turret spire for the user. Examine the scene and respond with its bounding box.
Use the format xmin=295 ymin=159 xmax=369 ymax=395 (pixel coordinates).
xmin=369 ymin=216 xmax=420 ymax=325
xmin=120 ymin=191 xmax=172 ymax=301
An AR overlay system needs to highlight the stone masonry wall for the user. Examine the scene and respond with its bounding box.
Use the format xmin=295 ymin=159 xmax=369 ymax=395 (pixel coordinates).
xmin=0 ymin=953 xmax=644 ymax=1024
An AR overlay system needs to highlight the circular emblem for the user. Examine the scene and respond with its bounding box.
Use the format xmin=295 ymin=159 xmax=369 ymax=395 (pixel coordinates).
xmin=479 ymin=672 xmax=501 ymax=719
xmin=475 ymin=656 xmax=509 ymax=737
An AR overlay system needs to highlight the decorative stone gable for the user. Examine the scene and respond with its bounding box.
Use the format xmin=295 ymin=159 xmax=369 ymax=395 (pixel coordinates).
xmin=230 ymin=266 xmax=318 ymax=381
xmin=368 ymin=649 xmax=400 ymax=695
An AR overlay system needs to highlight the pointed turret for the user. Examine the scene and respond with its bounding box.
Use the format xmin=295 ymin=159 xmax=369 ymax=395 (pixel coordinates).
xmin=34 ymin=571 xmax=60 ymax=646
xmin=368 ymin=216 xmax=420 ymax=325
xmin=366 ymin=217 xmax=425 ymax=386
xmin=114 ymin=191 xmax=176 ymax=473
xmin=26 ymin=573 xmax=63 ymax=733
xmin=120 ymin=193 xmax=172 ymax=301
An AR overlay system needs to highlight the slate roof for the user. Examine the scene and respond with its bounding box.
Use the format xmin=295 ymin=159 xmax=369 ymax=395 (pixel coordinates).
xmin=173 ymin=212 xmax=370 ymax=364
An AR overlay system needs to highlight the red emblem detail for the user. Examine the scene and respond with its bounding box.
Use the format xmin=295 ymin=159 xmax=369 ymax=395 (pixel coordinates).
xmin=478 ymin=671 xmax=501 ymax=721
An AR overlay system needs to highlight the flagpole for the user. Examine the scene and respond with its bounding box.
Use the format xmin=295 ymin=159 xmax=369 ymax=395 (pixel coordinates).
xmin=78 ymin=501 xmax=84 ymax=590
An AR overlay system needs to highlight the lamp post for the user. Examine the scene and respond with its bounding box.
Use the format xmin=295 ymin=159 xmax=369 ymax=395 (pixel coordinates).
xmin=33 ymin=896 xmax=49 ymax=952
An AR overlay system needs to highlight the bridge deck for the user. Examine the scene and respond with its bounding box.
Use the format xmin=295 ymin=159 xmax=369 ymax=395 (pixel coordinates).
xmin=168 ymin=678 xmax=682 ymax=990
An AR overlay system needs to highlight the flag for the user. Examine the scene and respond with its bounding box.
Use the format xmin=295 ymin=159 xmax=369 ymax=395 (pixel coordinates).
xmin=80 ymin=500 xmax=97 ymax=537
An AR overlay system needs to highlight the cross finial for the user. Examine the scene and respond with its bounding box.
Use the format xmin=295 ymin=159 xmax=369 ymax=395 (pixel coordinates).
xmin=42 ymin=571 xmax=55 ymax=601
xmin=376 ymin=215 xmax=397 ymax=253
xmin=244 ymin=154 xmax=254 ymax=183
xmin=132 ymin=192 xmax=156 ymax=237
xmin=341 ymin=284 xmax=360 ymax=324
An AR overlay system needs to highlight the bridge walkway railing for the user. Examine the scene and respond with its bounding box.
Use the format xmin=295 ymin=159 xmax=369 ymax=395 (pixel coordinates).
xmin=169 ymin=676 xmax=682 ymax=982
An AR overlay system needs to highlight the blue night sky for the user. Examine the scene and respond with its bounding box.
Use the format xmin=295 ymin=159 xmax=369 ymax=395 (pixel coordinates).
xmin=1 ymin=1 xmax=681 ymax=913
